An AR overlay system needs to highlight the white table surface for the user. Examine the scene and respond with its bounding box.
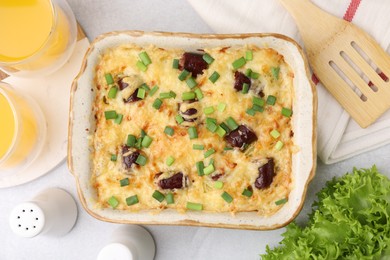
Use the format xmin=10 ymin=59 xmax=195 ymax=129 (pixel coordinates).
xmin=1 ymin=0 xmax=390 ymax=259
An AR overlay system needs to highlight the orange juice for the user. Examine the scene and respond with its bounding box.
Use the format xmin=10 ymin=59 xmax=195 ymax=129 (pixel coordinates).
xmin=0 ymin=92 xmax=15 ymax=159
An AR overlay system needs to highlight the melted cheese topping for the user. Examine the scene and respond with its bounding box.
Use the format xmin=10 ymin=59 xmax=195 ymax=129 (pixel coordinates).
xmin=92 ymin=44 xmax=294 ymax=216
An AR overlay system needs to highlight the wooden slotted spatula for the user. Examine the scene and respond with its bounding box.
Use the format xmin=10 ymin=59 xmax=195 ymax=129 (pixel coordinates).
xmin=279 ymin=0 xmax=390 ymax=128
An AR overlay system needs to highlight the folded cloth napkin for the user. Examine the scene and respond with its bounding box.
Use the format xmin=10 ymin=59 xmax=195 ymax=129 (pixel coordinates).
xmin=187 ymin=0 xmax=390 ymax=164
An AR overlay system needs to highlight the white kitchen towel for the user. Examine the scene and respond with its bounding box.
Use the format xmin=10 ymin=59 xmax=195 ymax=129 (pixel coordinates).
xmin=187 ymin=0 xmax=390 ymax=164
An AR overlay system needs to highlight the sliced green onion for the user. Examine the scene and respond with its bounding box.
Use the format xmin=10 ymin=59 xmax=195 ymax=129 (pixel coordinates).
xmin=206 ymin=117 xmax=217 ymax=125
xmin=149 ymin=85 xmax=159 ymax=96
xmin=152 ymin=190 xmax=165 ymax=202
xmin=275 ymin=198 xmax=288 ymax=205
xmin=166 ymin=156 xmax=175 ymax=166
xmin=217 ymin=102 xmax=226 ymax=112
xmin=242 ymin=83 xmax=250 ymax=94
xmin=214 ymin=181 xmax=224 ymax=189
xmin=266 ymin=95 xmax=277 ymax=105
xmin=105 ymin=73 xmax=114 ymax=85
xmin=196 ymin=161 xmax=205 ymax=176
xmin=226 ymin=117 xmax=239 ymax=131
xmin=224 ymin=147 xmax=233 ymax=151
xmin=137 ymin=88 xmax=146 ymax=99
xmin=208 ymin=158 xmax=215 ymax=166
xmin=204 ymin=148 xmax=215 ymax=158
xmin=152 ymin=98 xmax=163 ymax=110
xmin=282 ymin=107 xmax=292 ymax=117
xmin=270 ymin=129 xmax=281 ymax=139
xmin=246 ymin=108 xmax=256 ymax=116
xmin=250 ymin=71 xmax=260 ymax=79
xmin=232 ymin=57 xmax=246 ymax=69
xmin=114 ymin=114 xmax=123 ymax=124
xmin=216 ymin=126 xmax=227 ymax=137
xmin=203 ymin=53 xmax=214 ymax=64
xmin=245 ymin=68 xmax=252 ymax=77
xmin=206 ymin=121 xmax=218 ymax=133
xmin=209 ymin=71 xmax=220 ymax=83
xmin=164 ymin=126 xmax=174 ymax=136
xmin=135 ymin=154 xmax=147 ymax=166
xmin=219 ymin=123 xmax=230 ymax=133
xmin=160 ymin=92 xmax=173 ymax=99
xmin=120 ymin=178 xmax=129 ymax=187
xmin=104 ymin=110 xmax=117 ymax=120
xmin=136 ymin=60 xmax=147 ymax=72
xmin=182 ymin=91 xmax=196 ymax=101
xmin=108 ymin=86 xmax=118 ymax=98
xmin=140 ymin=83 xmax=150 ymax=91
xmin=135 ymin=137 xmax=142 ymax=149
xmin=141 ymin=135 xmax=153 ymax=148
xmin=108 ymin=196 xmax=119 ymax=208
xmin=253 ymin=96 xmax=265 ymax=106
xmin=193 ymin=144 xmax=205 ymax=150
xmin=126 ymin=195 xmax=139 ymax=206
xmin=110 ymin=154 xmax=117 ymax=161
xmin=188 ymin=126 xmax=198 ymax=139
xmin=242 ymin=187 xmax=253 ymax=197
xmin=253 ymin=104 xmax=264 ymax=112
xmin=221 ymin=191 xmax=233 ymax=203
xmin=271 ymin=67 xmax=280 ymax=79
xmin=169 ymin=91 xmax=177 ymax=98
xmin=194 ymin=88 xmax=204 ymax=100
xmin=204 ymin=106 xmax=215 ymax=115
xmin=186 ymin=77 xmax=198 ymax=89
xmin=275 ymin=140 xmax=284 ymax=151
xmin=126 ymin=134 xmax=136 ymax=147
xmin=140 ymin=129 xmax=147 ymax=138
xmin=203 ymin=164 xmax=215 ymax=175
xmin=166 ymin=192 xmax=174 ymax=204
xmin=245 ymin=50 xmax=253 ymax=61
xmin=139 ymin=51 xmax=152 ymax=66
xmin=175 ymin=115 xmax=184 ymax=124
xmin=178 ymin=69 xmax=190 ymax=81
xmin=172 ymin=59 xmax=179 ymax=69
xmin=186 ymin=202 xmax=203 ymax=211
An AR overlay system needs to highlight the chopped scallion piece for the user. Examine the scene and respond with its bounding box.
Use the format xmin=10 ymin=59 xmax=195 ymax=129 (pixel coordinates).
xmin=135 ymin=137 xmax=142 ymax=149
xmin=245 ymin=50 xmax=253 ymax=61
xmin=105 ymin=73 xmax=114 ymax=85
xmin=253 ymin=104 xmax=264 ymax=112
xmin=172 ymin=59 xmax=179 ymax=69
xmin=209 ymin=71 xmax=220 ymax=83
xmin=186 ymin=202 xmax=203 ymax=211
xmin=270 ymin=129 xmax=281 ymax=139
xmin=166 ymin=192 xmax=174 ymax=204
xmin=221 ymin=191 xmax=233 ymax=203
xmin=245 ymin=69 xmax=252 ymax=77
xmin=217 ymin=102 xmax=226 ymax=112
xmin=216 ymin=126 xmax=227 ymax=137
xmin=160 ymin=92 xmax=173 ymax=99
xmin=140 ymin=83 xmax=150 ymax=91
xmin=242 ymin=83 xmax=249 ymax=94
xmin=152 ymin=98 xmax=163 ymax=110
xmin=108 ymin=86 xmax=118 ymax=99
xmin=271 ymin=67 xmax=280 ymax=79
xmin=136 ymin=60 xmax=147 ymax=72
xmin=232 ymin=57 xmax=246 ymax=69
xmin=275 ymin=198 xmax=288 ymax=205
xmin=224 ymin=147 xmax=233 ymax=151
xmin=206 ymin=117 xmax=217 ymax=125
xmin=175 ymin=115 xmax=184 ymax=124
xmin=203 ymin=164 xmax=215 ymax=175
xmin=194 ymin=88 xmax=204 ymax=100
xmin=114 ymin=114 xmax=123 ymax=124
xmin=246 ymin=108 xmax=256 ymax=116
xmin=250 ymin=71 xmax=260 ymax=79
xmin=166 ymin=156 xmax=175 ymax=166
xmin=110 ymin=154 xmax=117 ymax=161
xmin=105 ymin=110 xmax=117 ymax=120
xmin=206 ymin=121 xmax=218 ymax=133
xmin=169 ymin=91 xmax=177 ymax=98
xmin=208 ymin=158 xmax=214 ymax=167
xmin=226 ymin=117 xmax=239 ymax=131
xmin=253 ymin=96 xmax=265 ymax=107
xmin=135 ymin=154 xmax=147 ymax=166
xmin=137 ymin=88 xmax=146 ymax=99
xmin=108 ymin=196 xmax=119 ymax=208
xmin=149 ymin=85 xmax=159 ymax=96
xmin=164 ymin=126 xmax=174 ymax=136
xmin=188 ymin=126 xmax=198 ymax=139
xmin=193 ymin=144 xmax=205 ymax=150
xmin=196 ymin=161 xmax=205 ymax=176
xmin=282 ymin=107 xmax=292 ymax=117
xmin=266 ymin=95 xmax=277 ymax=105
xmin=202 ymin=53 xmax=215 ymax=64
xmin=204 ymin=148 xmax=215 ymax=158
xmin=120 ymin=178 xmax=129 ymax=187
xmin=152 ymin=190 xmax=165 ymax=202
xmin=204 ymin=106 xmax=215 ymax=115
xmin=214 ymin=181 xmax=224 ymax=189
xmin=242 ymin=187 xmax=253 ymax=197
xmin=140 ymin=129 xmax=147 ymax=138
xmin=219 ymin=122 xmax=230 ymax=133
xmin=275 ymin=140 xmax=284 ymax=151
xmin=126 ymin=134 xmax=136 ymax=147
xmin=178 ymin=69 xmax=190 ymax=81
xmin=186 ymin=77 xmax=198 ymax=89
xmin=182 ymin=92 xmax=196 ymax=101
xmin=126 ymin=195 xmax=139 ymax=206
xmin=139 ymin=51 xmax=152 ymax=66
xmin=141 ymin=135 xmax=153 ymax=148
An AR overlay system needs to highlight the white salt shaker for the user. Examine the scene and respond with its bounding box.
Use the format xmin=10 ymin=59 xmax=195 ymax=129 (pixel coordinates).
xmin=9 ymin=188 xmax=78 ymax=238
xmin=97 ymin=225 xmax=156 ymax=260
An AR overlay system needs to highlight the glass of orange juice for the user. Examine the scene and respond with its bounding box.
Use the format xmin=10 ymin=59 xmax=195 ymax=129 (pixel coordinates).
xmin=0 ymin=0 xmax=77 ymax=77
xmin=0 ymin=82 xmax=46 ymax=175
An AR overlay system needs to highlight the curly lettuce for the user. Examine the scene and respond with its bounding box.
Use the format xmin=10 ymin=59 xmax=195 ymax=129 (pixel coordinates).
xmin=261 ymin=166 xmax=390 ymax=260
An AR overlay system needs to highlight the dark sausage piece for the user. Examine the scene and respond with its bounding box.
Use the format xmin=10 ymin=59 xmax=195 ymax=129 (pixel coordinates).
xmin=158 ymin=172 xmax=186 ymax=189
xmin=255 ymin=158 xmax=275 ymax=189
xmin=179 ymin=52 xmax=208 ymax=77
xmin=224 ymin=125 xmax=257 ymax=149
xmin=124 ymin=88 xmax=141 ymax=103
xmin=122 ymin=145 xmax=140 ymax=170
xmin=234 ymin=71 xmax=251 ymax=92
xmin=118 ymin=78 xmax=129 ymax=90
xmin=181 ymin=108 xmax=198 ymax=116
